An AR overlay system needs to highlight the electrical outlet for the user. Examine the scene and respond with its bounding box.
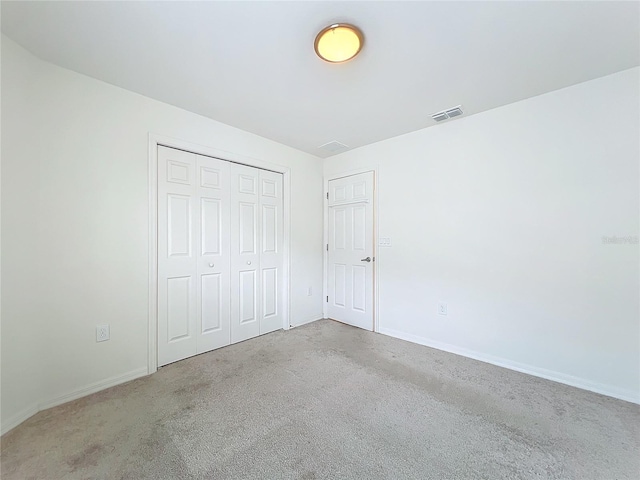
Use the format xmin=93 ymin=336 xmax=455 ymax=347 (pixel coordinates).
xmin=379 ymin=237 xmax=392 ymax=247
xmin=96 ymin=325 xmax=110 ymax=342
xmin=307 ymin=286 xmax=313 ymax=296
xmin=437 ymin=303 xmax=448 ymax=316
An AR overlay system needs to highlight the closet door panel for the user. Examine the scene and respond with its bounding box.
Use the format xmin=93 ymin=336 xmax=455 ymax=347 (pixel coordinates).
xmin=196 ymin=154 xmax=231 ymax=353
xmin=230 ymin=163 xmax=261 ymax=343
xmin=158 ymin=147 xmax=198 ymax=366
xmin=259 ymin=170 xmax=284 ymax=334
xmin=159 ymin=147 xmax=285 ymax=365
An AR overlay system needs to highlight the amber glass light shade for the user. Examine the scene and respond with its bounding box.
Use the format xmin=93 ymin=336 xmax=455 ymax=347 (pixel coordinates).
xmin=314 ymin=24 xmax=364 ymax=63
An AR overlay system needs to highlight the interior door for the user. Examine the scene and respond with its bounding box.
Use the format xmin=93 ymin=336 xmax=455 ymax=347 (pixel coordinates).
xmin=158 ymin=146 xmax=284 ymax=365
xmin=230 ymin=163 xmax=261 ymax=343
xmin=259 ymin=170 xmax=284 ymax=335
xmin=158 ymin=147 xmax=198 ymax=365
xmin=327 ymin=172 xmax=374 ymax=331
xmin=196 ymin=153 xmax=231 ymax=354
xmin=158 ymin=147 xmax=232 ymax=366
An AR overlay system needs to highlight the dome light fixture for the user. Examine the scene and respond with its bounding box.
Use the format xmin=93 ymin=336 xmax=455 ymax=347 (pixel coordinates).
xmin=314 ymin=23 xmax=364 ymax=63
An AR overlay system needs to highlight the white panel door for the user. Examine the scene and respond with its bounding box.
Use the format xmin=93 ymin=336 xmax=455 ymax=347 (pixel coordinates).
xmin=159 ymin=147 xmax=232 ymax=366
xmin=158 ymin=147 xmax=198 ymax=365
xmin=327 ymin=172 xmax=374 ymax=331
xmin=159 ymin=147 xmax=284 ymax=365
xmin=259 ymin=170 xmax=284 ymax=335
xmin=196 ymin=154 xmax=231 ymax=354
xmin=230 ymin=163 xmax=261 ymax=343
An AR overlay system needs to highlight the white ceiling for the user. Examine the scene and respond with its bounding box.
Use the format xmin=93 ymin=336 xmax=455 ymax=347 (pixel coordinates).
xmin=2 ymin=1 xmax=638 ymax=158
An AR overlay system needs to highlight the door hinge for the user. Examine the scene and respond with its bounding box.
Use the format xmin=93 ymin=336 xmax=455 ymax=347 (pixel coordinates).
xmin=326 ymin=296 xmax=328 ymax=302
xmin=326 ymin=192 xmax=329 ymax=199
xmin=326 ymin=244 xmax=328 ymax=251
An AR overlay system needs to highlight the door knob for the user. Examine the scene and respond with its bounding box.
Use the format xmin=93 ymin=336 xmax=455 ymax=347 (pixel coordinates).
xmin=208 ymin=263 xmax=214 ymax=268
xmin=247 ymin=261 xmax=252 ymax=265
xmin=361 ymin=257 xmax=371 ymax=262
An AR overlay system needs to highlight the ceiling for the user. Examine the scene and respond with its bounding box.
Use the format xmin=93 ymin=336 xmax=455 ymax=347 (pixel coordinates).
xmin=2 ymin=1 xmax=639 ymax=158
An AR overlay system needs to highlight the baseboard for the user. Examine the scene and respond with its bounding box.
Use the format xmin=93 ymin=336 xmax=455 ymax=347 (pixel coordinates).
xmin=1 ymin=403 xmax=39 ymax=436
xmin=291 ymin=314 xmax=324 ymax=328
xmin=39 ymin=367 xmax=149 ymax=411
xmin=378 ymin=327 xmax=640 ymax=404
xmin=1 ymin=367 xmax=149 ymax=436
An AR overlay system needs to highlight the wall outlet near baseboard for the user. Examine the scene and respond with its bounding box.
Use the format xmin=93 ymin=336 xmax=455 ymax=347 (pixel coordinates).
xmin=96 ymin=325 xmax=110 ymax=342
xmin=437 ymin=303 xmax=448 ymax=316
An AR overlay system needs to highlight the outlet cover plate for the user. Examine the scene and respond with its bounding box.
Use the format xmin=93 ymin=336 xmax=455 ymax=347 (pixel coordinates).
xmin=96 ymin=325 xmax=110 ymax=342
xmin=437 ymin=303 xmax=448 ymax=316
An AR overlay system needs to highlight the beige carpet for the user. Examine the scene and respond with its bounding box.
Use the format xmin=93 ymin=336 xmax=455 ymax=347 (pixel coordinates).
xmin=1 ymin=319 xmax=638 ymax=479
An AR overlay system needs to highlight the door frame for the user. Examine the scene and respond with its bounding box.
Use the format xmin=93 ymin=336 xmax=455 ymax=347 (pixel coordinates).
xmin=323 ymin=167 xmax=379 ymax=332
xmin=147 ymin=133 xmax=292 ymax=374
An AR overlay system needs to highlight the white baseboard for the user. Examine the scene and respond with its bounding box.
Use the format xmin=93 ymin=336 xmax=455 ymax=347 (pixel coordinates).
xmin=291 ymin=314 xmax=324 ymax=328
xmin=378 ymin=327 xmax=640 ymax=405
xmin=1 ymin=367 xmax=148 ymax=436
xmin=1 ymin=403 xmax=39 ymax=436
xmin=39 ymin=367 xmax=149 ymax=411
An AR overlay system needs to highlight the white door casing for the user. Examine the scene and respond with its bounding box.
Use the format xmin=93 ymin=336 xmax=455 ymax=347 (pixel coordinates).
xmin=158 ymin=145 xmax=283 ymax=366
xmin=327 ymin=172 xmax=375 ymax=331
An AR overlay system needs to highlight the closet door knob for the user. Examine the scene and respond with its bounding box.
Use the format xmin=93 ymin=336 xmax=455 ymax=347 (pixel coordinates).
xmin=208 ymin=263 xmax=214 ymax=268
xmin=247 ymin=261 xmax=252 ymax=265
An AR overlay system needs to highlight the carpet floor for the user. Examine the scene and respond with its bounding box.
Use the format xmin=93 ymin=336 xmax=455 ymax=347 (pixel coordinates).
xmin=1 ymin=319 xmax=638 ymax=479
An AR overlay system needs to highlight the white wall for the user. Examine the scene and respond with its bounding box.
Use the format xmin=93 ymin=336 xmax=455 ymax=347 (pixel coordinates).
xmin=1 ymin=35 xmax=46 ymax=431
xmin=325 ymin=68 xmax=640 ymax=402
xmin=2 ymin=34 xmax=638 ymax=438
xmin=1 ymin=36 xmax=324 ymax=433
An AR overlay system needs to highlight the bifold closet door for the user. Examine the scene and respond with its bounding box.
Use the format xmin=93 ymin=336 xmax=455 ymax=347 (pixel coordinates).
xmin=158 ymin=146 xmax=231 ymax=366
xmin=230 ymin=164 xmax=283 ymax=343
xmin=259 ymin=169 xmax=284 ymax=335
xmin=196 ymin=153 xmax=231 ymax=354
xmin=159 ymin=146 xmax=283 ymax=365
xmin=230 ymin=163 xmax=260 ymax=343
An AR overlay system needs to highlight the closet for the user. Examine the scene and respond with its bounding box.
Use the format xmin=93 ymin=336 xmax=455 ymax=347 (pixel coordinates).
xmin=157 ymin=146 xmax=283 ymax=366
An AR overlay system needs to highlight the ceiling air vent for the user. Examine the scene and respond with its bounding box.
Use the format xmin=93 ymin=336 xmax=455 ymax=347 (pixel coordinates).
xmin=445 ymin=107 xmax=463 ymax=118
xmin=431 ymin=105 xmax=464 ymax=122
xmin=317 ymin=141 xmax=349 ymax=154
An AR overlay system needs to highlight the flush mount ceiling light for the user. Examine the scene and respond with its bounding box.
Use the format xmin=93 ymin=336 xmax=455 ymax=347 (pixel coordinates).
xmin=314 ymin=23 xmax=364 ymax=63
